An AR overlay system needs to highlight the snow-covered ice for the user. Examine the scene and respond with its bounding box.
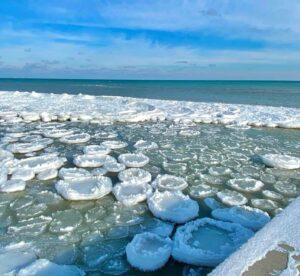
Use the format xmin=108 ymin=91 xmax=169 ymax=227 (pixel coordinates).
xmin=11 ymin=168 xmax=35 ymax=181
xmin=152 ymin=174 xmax=188 ymax=191
xmin=83 ymin=144 xmax=111 ymax=155
xmin=58 ymin=167 xmax=91 ymax=180
xmin=147 ymin=190 xmax=199 ymax=223
xmin=118 ymin=168 xmax=152 ymax=183
xmin=260 ymin=154 xmax=300 ymax=170
xmin=55 ymin=176 xmax=112 ymax=200
xmin=126 ymin=232 xmax=172 ymax=271
xmin=227 ymin=178 xmax=264 ymax=193
xmin=73 ymin=154 xmax=107 ymax=168
xmin=211 ymin=206 xmax=270 ymax=231
xmin=60 ymin=133 xmax=90 ymax=144
xmin=217 ymin=189 xmax=248 ymax=206
xmin=172 ymin=218 xmax=253 ymax=266
xmin=118 ymin=153 xmax=149 ymax=168
xmin=0 ymin=179 xmax=26 ymax=193
xmin=37 ymin=169 xmax=58 ymax=180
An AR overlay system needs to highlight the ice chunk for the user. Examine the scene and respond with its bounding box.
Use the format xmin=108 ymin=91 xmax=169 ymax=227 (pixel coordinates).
xmin=17 ymin=259 xmax=84 ymax=276
xmin=73 ymin=154 xmax=107 ymax=168
xmin=227 ymin=178 xmax=264 ymax=193
xmin=172 ymin=218 xmax=253 ymax=266
xmin=0 ymin=179 xmax=26 ymax=193
xmin=260 ymin=154 xmax=300 ymax=170
xmin=211 ymin=206 xmax=270 ymax=231
xmin=13 ymin=155 xmax=66 ymax=173
xmin=103 ymin=161 xmax=125 ymax=173
xmin=102 ymin=140 xmax=128 ymax=149
xmin=209 ymin=166 xmax=232 ymax=176
xmin=134 ymin=140 xmax=158 ymax=150
xmin=7 ymin=142 xmax=48 ymax=154
xmin=147 ymin=190 xmax=199 ymax=223
xmin=37 ymin=169 xmax=58 ymax=180
xmin=273 ymin=181 xmax=298 ymax=196
xmin=118 ymin=168 xmax=152 ymax=183
xmin=118 ymin=153 xmax=149 ymax=168
xmin=113 ymin=182 xmax=152 ymax=206
xmin=0 ymin=242 xmax=37 ymax=274
xmin=189 ymin=184 xmax=218 ymax=198
xmin=49 ymin=209 xmax=83 ymax=233
xmin=55 ymin=176 xmax=112 ymax=200
xmin=217 ymin=189 xmax=248 ymax=206
xmin=262 ymin=189 xmax=283 ymax=200
xmin=83 ymin=144 xmax=111 ymax=155
xmin=126 ymin=232 xmax=172 ymax=271
xmin=59 ymin=167 xmax=91 ymax=180
xmin=251 ymin=198 xmax=278 ymax=211
xmin=11 ymin=168 xmax=35 ymax=181
xmin=60 ymin=133 xmax=90 ymax=144
xmin=204 ymin=197 xmax=225 ymax=210
xmin=43 ymin=128 xmax=74 ymax=138
xmin=91 ymin=167 xmax=108 ymax=176
xmin=152 ymin=174 xmax=188 ymax=191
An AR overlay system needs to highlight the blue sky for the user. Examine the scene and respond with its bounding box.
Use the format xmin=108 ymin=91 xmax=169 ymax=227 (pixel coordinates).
xmin=0 ymin=0 xmax=300 ymax=80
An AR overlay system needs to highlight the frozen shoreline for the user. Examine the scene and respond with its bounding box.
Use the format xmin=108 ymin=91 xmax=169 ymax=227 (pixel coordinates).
xmin=210 ymin=196 xmax=300 ymax=275
xmin=0 ymin=90 xmax=299 ymax=128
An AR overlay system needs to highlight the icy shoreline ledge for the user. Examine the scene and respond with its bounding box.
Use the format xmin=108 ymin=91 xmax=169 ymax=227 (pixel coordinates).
xmin=210 ymin=196 xmax=300 ymax=275
xmin=0 ymin=91 xmax=300 ymax=128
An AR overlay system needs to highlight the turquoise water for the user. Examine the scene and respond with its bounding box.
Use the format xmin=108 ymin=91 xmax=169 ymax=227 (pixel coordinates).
xmin=0 ymin=79 xmax=300 ymax=108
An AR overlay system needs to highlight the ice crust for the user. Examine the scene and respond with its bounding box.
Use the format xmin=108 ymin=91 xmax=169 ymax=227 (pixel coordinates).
xmin=0 ymin=91 xmax=299 ymax=129
xmin=172 ymin=218 xmax=254 ymax=267
xmin=211 ymin=206 xmax=270 ymax=231
xmin=260 ymin=154 xmax=300 ymax=169
xmin=126 ymin=232 xmax=173 ymax=271
xmin=147 ymin=190 xmax=199 ymax=223
xmin=55 ymin=176 xmax=112 ymax=200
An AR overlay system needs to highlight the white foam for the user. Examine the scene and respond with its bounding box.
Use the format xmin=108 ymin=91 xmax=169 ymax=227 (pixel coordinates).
xmin=147 ymin=190 xmax=199 ymax=223
xmin=126 ymin=232 xmax=172 ymax=271
xmin=113 ymin=182 xmax=152 ymax=206
xmin=55 ymin=176 xmax=112 ymax=200
xmin=260 ymin=154 xmax=300 ymax=170
xmin=211 ymin=206 xmax=270 ymax=231
xmin=172 ymin=218 xmax=253 ymax=267
xmin=17 ymin=259 xmax=84 ymax=276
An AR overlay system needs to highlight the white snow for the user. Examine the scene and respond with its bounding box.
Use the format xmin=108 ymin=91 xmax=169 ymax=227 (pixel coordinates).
xmin=113 ymin=182 xmax=152 ymax=206
xmin=172 ymin=218 xmax=254 ymax=267
xmin=126 ymin=232 xmax=172 ymax=271
xmin=17 ymin=259 xmax=84 ymax=276
xmin=118 ymin=153 xmax=149 ymax=168
xmin=211 ymin=206 xmax=270 ymax=231
xmin=147 ymin=190 xmax=199 ymax=223
xmin=55 ymin=176 xmax=112 ymax=200
xmin=210 ymin=197 xmax=300 ymax=276
xmin=152 ymin=174 xmax=188 ymax=191
xmin=0 ymin=179 xmax=26 ymax=192
xmin=118 ymin=168 xmax=152 ymax=183
xmin=260 ymin=154 xmax=300 ymax=170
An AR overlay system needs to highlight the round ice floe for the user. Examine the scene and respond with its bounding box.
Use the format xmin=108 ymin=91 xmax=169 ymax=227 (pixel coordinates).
xmin=189 ymin=184 xmax=218 ymax=198
xmin=203 ymin=197 xmax=225 ymax=210
xmin=13 ymin=155 xmax=66 ymax=174
xmin=262 ymin=190 xmax=283 ymax=200
xmin=83 ymin=145 xmax=111 ymax=155
xmin=7 ymin=142 xmax=48 ymax=154
xmin=260 ymin=154 xmax=300 ymax=170
xmin=152 ymin=174 xmax=188 ymax=191
xmin=73 ymin=154 xmax=107 ymax=168
xmin=172 ymin=218 xmax=253 ymax=266
xmin=118 ymin=153 xmax=149 ymax=168
xmin=211 ymin=206 xmax=270 ymax=231
xmin=37 ymin=169 xmax=58 ymax=180
xmin=0 ymin=180 xmax=26 ymax=193
xmin=55 ymin=176 xmax=112 ymax=200
xmin=102 ymin=140 xmax=128 ymax=149
xmin=11 ymin=168 xmax=35 ymax=181
xmin=91 ymin=167 xmax=108 ymax=176
xmin=134 ymin=140 xmax=158 ymax=150
xmin=60 ymin=133 xmax=90 ymax=144
xmin=273 ymin=181 xmax=298 ymax=196
xmin=103 ymin=161 xmax=126 ymax=173
xmin=209 ymin=166 xmax=232 ymax=176
xmin=227 ymin=178 xmax=264 ymax=193
xmin=113 ymin=182 xmax=152 ymax=206
xmin=126 ymin=232 xmax=172 ymax=271
xmin=43 ymin=128 xmax=74 ymax=138
xmin=251 ymin=198 xmax=278 ymax=211
xmin=17 ymin=259 xmax=84 ymax=276
xmin=59 ymin=167 xmax=91 ymax=180
xmin=217 ymin=189 xmax=248 ymax=206
xmin=21 ymin=112 xmax=40 ymax=122
xmin=147 ymin=190 xmax=199 ymax=223
xmin=118 ymin=168 xmax=152 ymax=183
